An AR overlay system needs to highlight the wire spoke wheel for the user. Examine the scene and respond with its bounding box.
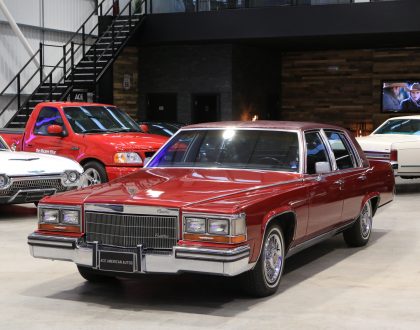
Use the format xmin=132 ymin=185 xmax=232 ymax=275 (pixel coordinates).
xmin=343 ymin=200 xmax=373 ymax=247
xmin=263 ymin=232 xmax=284 ymax=286
xmin=360 ymin=202 xmax=372 ymax=239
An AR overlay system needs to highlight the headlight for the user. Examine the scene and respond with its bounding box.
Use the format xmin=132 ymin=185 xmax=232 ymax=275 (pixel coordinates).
xmin=62 ymin=170 xmax=81 ymax=186
xmin=185 ymin=217 xmax=206 ymax=233
xmin=38 ymin=205 xmax=81 ymax=232
xmin=183 ymin=213 xmax=247 ymax=244
xmin=0 ymin=174 xmax=11 ymax=189
xmin=40 ymin=208 xmax=59 ymax=224
xmin=62 ymin=210 xmax=80 ymax=225
xmin=208 ymin=219 xmax=229 ymax=235
xmin=114 ymin=152 xmax=142 ymax=164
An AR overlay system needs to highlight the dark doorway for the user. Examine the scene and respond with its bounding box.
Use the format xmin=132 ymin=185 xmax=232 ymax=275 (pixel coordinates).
xmin=192 ymin=94 xmax=220 ymax=123
xmin=267 ymin=94 xmax=280 ymax=120
xmin=146 ymin=94 xmax=177 ymax=122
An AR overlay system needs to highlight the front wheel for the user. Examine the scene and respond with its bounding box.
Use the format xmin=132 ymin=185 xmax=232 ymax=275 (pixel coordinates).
xmin=343 ymin=200 xmax=373 ymax=247
xmin=240 ymin=225 xmax=285 ymax=297
xmin=83 ymin=161 xmax=108 ymax=186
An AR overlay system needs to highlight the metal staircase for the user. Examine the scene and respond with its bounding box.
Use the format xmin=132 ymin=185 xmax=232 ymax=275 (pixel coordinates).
xmin=0 ymin=0 xmax=146 ymax=128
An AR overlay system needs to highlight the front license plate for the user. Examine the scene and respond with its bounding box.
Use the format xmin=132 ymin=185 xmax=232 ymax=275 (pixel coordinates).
xmin=99 ymin=251 xmax=135 ymax=273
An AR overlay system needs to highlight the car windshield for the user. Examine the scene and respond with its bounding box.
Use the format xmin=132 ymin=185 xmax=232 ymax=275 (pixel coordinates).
xmin=147 ymin=129 xmax=300 ymax=172
xmin=375 ymin=119 xmax=420 ymax=135
xmin=63 ymin=106 xmax=141 ymax=134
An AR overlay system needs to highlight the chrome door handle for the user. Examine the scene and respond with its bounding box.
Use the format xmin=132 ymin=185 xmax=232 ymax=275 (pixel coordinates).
xmin=358 ymin=175 xmax=367 ymax=181
xmin=334 ymin=179 xmax=344 ymax=190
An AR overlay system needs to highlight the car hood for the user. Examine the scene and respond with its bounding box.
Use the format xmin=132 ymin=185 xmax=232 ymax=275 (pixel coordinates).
xmin=0 ymin=150 xmax=83 ymax=177
xmin=82 ymin=132 xmax=168 ymax=151
xmin=356 ymin=134 xmax=420 ymax=152
xmin=43 ymin=168 xmax=302 ymax=211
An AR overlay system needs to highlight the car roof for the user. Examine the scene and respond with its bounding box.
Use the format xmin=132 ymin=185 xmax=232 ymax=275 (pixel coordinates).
xmin=182 ymin=120 xmax=345 ymax=131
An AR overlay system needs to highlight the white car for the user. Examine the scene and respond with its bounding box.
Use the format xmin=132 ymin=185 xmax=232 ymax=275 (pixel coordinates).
xmin=356 ymin=115 xmax=420 ymax=178
xmin=0 ymin=136 xmax=84 ymax=204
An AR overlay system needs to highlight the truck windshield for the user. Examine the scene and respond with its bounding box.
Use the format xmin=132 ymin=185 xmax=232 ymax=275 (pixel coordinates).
xmin=375 ymin=119 xmax=420 ymax=135
xmin=63 ymin=106 xmax=141 ymax=134
xmin=147 ymin=129 xmax=300 ymax=172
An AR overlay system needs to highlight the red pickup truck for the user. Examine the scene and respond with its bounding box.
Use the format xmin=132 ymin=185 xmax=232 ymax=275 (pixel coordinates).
xmin=0 ymin=102 xmax=168 ymax=185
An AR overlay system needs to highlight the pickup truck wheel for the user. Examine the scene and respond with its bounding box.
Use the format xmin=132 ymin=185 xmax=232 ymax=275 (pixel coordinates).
xmin=83 ymin=161 xmax=108 ymax=186
xmin=240 ymin=225 xmax=285 ymax=297
xmin=343 ymin=200 xmax=372 ymax=247
xmin=77 ymin=266 xmax=116 ymax=283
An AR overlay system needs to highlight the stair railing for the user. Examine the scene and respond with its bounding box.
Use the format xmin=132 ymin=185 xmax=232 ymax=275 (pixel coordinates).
xmin=0 ymin=0 xmax=146 ymax=126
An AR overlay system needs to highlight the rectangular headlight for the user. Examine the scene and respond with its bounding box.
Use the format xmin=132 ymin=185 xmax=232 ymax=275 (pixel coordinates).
xmin=61 ymin=210 xmax=80 ymax=225
xmin=40 ymin=209 xmax=59 ymax=224
xmin=208 ymin=219 xmax=229 ymax=235
xmin=185 ymin=217 xmax=206 ymax=233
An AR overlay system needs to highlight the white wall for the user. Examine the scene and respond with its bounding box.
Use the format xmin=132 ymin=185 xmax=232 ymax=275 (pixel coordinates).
xmin=0 ymin=0 xmax=96 ymax=32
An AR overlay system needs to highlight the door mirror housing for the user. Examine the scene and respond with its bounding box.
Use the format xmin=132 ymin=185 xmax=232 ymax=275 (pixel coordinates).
xmin=315 ymin=161 xmax=331 ymax=174
xmin=47 ymin=125 xmax=67 ymax=137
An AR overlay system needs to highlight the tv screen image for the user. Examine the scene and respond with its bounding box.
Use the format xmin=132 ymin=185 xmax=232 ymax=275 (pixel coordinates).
xmin=382 ymin=81 xmax=420 ymax=113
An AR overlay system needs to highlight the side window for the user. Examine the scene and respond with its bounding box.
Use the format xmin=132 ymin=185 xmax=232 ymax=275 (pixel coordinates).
xmin=305 ymin=131 xmax=330 ymax=174
xmin=325 ymin=131 xmax=357 ymax=170
xmin=34 ymin=107 xmax=65 ymax=136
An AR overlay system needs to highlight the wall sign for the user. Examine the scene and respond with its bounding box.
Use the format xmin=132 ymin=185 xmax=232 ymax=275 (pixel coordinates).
xmin=123 ymin=74 xmax=131 ymax=90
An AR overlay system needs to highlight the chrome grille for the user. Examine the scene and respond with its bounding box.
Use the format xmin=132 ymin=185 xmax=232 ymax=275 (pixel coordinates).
xmin=0 ymin=178 xmax=66 ymax=196
xmin=85 ymin=211 xmax=178 ymax=250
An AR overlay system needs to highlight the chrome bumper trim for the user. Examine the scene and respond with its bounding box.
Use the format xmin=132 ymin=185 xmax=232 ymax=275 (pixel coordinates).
xmin=28 ymin=233 xmax=252 ymax=276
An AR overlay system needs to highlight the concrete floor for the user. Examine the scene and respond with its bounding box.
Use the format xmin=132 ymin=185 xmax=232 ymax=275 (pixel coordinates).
xmin=1 ymin=178 xmax=420 ymax=330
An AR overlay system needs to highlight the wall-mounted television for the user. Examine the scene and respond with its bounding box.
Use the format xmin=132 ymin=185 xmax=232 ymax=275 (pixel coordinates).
xmin=382 ymin=80 xmax=420 ymax=113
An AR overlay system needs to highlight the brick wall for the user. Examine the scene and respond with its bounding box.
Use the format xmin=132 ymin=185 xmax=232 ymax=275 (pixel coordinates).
xmin=137 ymin=44 xmax=233 ymax=123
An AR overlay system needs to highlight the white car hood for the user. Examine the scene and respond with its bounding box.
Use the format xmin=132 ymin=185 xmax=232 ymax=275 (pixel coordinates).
xmin=356 ymin=134 xmax=420 ymax=152
xmin=0 ymin=150 xmax=83 ymax=177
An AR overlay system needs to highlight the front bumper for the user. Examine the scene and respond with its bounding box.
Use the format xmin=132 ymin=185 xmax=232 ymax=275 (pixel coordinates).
xmin=27 ymin=233 xmax=251 ymax=276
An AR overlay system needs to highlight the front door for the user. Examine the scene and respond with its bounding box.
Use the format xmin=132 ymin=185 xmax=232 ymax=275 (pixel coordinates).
xmin=192 ymin=94 xmax=220 ymax=123
xmin=304 ymin=130 xmax=344 ymax=237
xmin=23 ymin=106 xmax=76 ymax=160
xmin=146 ymin=93 xmax=177 ymax=122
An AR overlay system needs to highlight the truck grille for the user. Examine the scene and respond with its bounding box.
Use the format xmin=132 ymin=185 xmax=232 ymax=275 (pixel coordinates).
xmin=0 ymin=178 xmax=67 ymax=196
xmin=85 ymin=211 xmax=178 ymax=250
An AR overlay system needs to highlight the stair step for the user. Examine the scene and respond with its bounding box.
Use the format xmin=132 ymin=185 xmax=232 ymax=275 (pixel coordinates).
xmin=65 ymin=79 xmax=95 ymax=83
xmin=34 ymin=92 xmax=64 ymax=96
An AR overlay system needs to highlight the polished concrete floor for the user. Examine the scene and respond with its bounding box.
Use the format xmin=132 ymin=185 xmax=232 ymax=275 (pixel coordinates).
xmin=1 ymin=178 xmax=420 ymax=330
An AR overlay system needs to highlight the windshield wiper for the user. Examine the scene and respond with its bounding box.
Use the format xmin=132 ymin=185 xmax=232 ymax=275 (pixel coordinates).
xmin=81 ymin=128 xmax=108 ymax=133
xmin=107 ymin=128 xmax=139 ymax=133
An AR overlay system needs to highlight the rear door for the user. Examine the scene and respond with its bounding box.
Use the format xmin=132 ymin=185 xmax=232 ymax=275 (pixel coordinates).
xmin=324 ymin=130 xmax=368 ymax=222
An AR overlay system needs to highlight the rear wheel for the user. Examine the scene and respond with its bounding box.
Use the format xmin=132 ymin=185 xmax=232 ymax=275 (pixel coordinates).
xmin=77 ymin=266 xmax=116 ymax=283
xmin=83 ymin=161 xmax=108 ymax=186
xmin=240 ymin=225 xmax=285 ymax=297
xmin=343 ymin=200 xmax=373 ymax=247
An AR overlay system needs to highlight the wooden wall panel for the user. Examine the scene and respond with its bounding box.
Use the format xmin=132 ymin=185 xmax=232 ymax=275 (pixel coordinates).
xmin=113 ymin=47 xmax=139 ymax=119
xmin=281 ymin=48 xmax=420 ymax=134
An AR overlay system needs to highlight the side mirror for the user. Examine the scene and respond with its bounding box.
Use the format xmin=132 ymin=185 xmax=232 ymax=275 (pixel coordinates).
xmin=140 ymin=124 xmax=149 ymax=133
xmin=315 ymin=161 xmax=331 ymax=174
xmin=47 ymin=125 xmax=67 ymax=137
